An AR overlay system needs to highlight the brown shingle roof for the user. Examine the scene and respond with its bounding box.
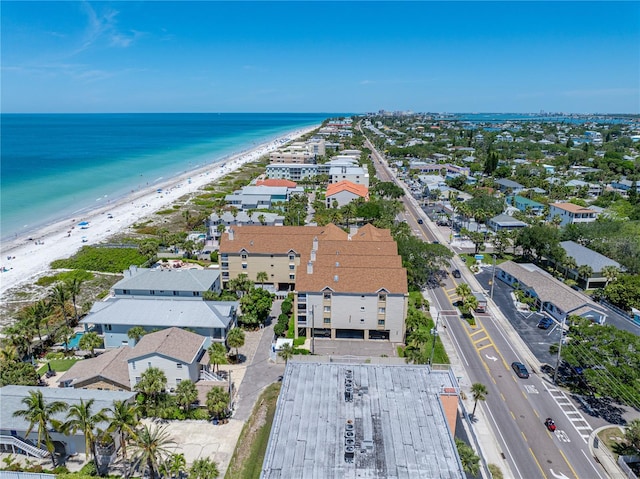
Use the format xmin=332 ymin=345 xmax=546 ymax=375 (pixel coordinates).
xmin=256 ymin=179 xmax=298 ymax=188
xmin=58 ymin=347 xmax=132 ymax=390
xmin=128 ymin=327 xmax=206 ymax=364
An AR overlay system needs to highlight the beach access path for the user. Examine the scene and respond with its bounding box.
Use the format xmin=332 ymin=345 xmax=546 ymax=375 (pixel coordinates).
xmin=0 ymin=126 xmax=318 ymax=298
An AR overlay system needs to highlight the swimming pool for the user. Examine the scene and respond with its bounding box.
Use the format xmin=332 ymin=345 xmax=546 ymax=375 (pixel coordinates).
xmin=64 ymin=332 xmax=84 ymax=349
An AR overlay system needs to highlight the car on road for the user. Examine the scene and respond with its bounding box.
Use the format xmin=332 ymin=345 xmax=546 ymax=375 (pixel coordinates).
xmin=418 ymin=219 xmax=424 ymax=224
xmin=511 ymin=361 xmax=530 ymax=379
xmin=452 ymin=269 xmax=461 ymax=278
xmin=537 ymin=318 xmax=554 ymax=329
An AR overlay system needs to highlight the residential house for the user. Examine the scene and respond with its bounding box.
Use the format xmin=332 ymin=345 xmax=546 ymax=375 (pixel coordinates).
xmin=495 ymin=179 xmax=525 ymax=194
xmin=555 ymin=241 xmax=622 ymax=289
xmin=81 ymin=298 xmax=238 ymax=348
xmin=547 ymin=203 xmax=598 ymax=227
xmin=565 ymin=179 xmax=602 ymax=197
xmin=127 ymin=327 xmax=210 ymax=391
xmin=113 ymin=266 xmax=221 ymax=298
xmin=261 ymin=360 xmax=464 ymax=479
xmin=487 ymin=214 xmax=528 ymax=231
xmin=610 ymin=179 xmax=640 ymax=195
xmin=58 ymin=328 xmax=215 ymax=391
xmin=1 ymin=386 xmax=134 ymax=458
xmin=325 ymin=180 xmax=369 ymax=208
xmin=496 ymin=261 xmax=608 ymax=324
xmin=510 ymin=195 xmax=545 ymax=215
xmin=328 ymin=166 xmax=370 ymax=187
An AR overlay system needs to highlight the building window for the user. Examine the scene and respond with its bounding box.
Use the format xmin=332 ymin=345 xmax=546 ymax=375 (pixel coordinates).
xmin=378 ymin=294 xmax=386 ymax=302
xmin=105 ymin=324 xmax=112 ymax=331
xmin=176 ymin=379 xmax=181 ymax=385
xmin=361 ymin=295 xmax=365 ymax=300
xmin=132 ymin=361 xmax=136 ymax=370
xmin=135 ymin=377 xmax=141 ymax=385
xmin=173 ymin=291 xmax=178 ymax=296
xmin=242 ymin=263 xmax=248 ymax=269
xmin=289 ymin=254 xmax=295 ymax=261
xmin=123 ymin=289 xmax=129 ymax=295
xmin=324 ymin=292 xmax=331 ymax=300
xmin=378 ymin=307 xmax=386 ymax=314
xmin=360 ymin=318 xmax=365 ymax=322
xmin=324 ymin=318 xmax=331 ymax=324
xmin=289 ymin=264 xmax=295 ymax=270
xmin=241 ymin=253 xmax=247 ymax=259
xmin=378 ymin=320 xmax=385 ymax=326
xmin=289 ymin=274 xmax=295 ymax=280
xmin=324 ymin=305 xmax=331 ymax=313
xmin=150 ymin=290 xmax=155 ymax=295
xmin=177 ymin=363 xmax=182 ymax=369
xmin=148 ymin=362 xmax=151 ymax=368
xmin=298 ymin=315 xmax=306 ymax=323
xmin=360 ymin=306 xmax=365 ymax=312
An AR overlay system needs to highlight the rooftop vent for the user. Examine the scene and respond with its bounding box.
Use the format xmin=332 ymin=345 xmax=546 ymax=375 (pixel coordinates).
xmin=334 ymin=275 xmax=339 ymax=282
xmin=344 ymin=445 xmax=355 ymax=462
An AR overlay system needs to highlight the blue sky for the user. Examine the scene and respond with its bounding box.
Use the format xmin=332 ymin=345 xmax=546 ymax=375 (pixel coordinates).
xmin=2 ymin=1 xmax=638 ymax=113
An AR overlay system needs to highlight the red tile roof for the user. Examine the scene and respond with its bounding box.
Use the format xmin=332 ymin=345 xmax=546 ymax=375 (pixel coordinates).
xmin=326 ymin=180 xmax=369 ymax=199
xmin=256 ymin=179 xmax=298 ymax=188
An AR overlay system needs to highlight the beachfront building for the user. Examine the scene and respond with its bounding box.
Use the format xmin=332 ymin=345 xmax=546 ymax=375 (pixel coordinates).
xmin=328 ymin=166 xmax=370 ymax=187
xmin=1 ymin=386 xmax=134 ymax=459
xmin=81 ymin=298 xmax=238 ymax=348
xmin=209 ymin=211 xmax=284 ymax=239
xmin=225 ymin=184 xmax=304 ymax=210
xmin=547 ymin=202 xmax=598 ymax=227
xmin=496 ymin=261 xmax=608 ymax=324
xmin=220 ymin=224 xmax=408 ymax=341
xmin=325 ymin=180 xmax=369 ymax=208
xmin=269 ymin=139 xmax=325 ymax=164
xmin=261 ymin=360 xmax=463 ymax=478
xmin=266 ymin=163 xmax=319 ymax=181
xmin=112 ymin=266 xmax=221 ymax=298
xmin=59 ymin=328 xmax=216 ymax=391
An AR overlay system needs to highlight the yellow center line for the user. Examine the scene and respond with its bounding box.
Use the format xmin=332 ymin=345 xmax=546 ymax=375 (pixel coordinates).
xmin=521 ymin=431 xmax=527 ymax=442
xmin=500 ymin=393 xmax=506 ymax=402
xmin=477 ymin=343 xmax=496 ymax=352
xmin=533 ymin=409 xmax=539 ymax=418
xmin=529 ymin=448 xmax=548 ymax=479
xmin=510 ymin=410 xmax=516 ymax=420
xmin=559 ymin=450 xmax=580 ymax=479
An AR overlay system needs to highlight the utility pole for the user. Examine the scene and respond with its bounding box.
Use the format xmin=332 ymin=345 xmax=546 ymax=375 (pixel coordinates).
xmin=429 ymin=312 xmax=441 ymax=367
xmin=553 ymin=316 xmax=566 ymax=385
xmin=490 ymin=254 xmax=497 ymax=299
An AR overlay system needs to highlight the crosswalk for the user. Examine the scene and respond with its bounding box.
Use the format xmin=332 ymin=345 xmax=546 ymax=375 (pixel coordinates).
xmin=543 ymin=383 xmax=593 ymax=443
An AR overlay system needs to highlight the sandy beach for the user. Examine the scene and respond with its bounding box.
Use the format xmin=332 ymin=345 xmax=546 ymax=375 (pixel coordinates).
xmin=0 ymin=126 xmax=317 ymax=297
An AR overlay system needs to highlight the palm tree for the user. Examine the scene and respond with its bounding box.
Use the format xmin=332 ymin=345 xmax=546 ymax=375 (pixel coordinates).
xmin=63 ymin=398 xmax=109 ymax=461
xmin=127 ymin=326 xmax=146 ymax=345
xmin=175 ymin=380 xmax=198 ymax=412
xmin=135 ymin=367 xmax=167 ymax=412
xmin=78 ymin=331 xmax=103 ymax=357
xmin=562 ymin=256 xmax=577 ymax=280
xmin=189 ymin=457 xmax=220 ymax=478
xmin=258 ymin=214 xmax=266 ymax=226
xmin=577 ymin=265 xmax=594 ymax=288
xmin=49 ymin=283 xmax=71 ymax=330
xmin=226 ymin=327 xmax=245 ymax=358
xmin=601 ymin=265 xmax=619 ymax=288
xmin=13 ymin=390 xmax=67 ymax=466
xmin=131 ymin=424 xmax=176 ymax=479
xmin=278 ymin=343 xmax=294 ymax=363
xmin=208 ymin=342 xmax=228 ymax=374
xmin=463 ymin=295 xmax=479 ymax=315
xmin=162 ymin=452 xmax=187 ymax=479
xmin=206 ymin=387 xmax=230 ymax=420
xmin=455 ymin=283 xmax=472 ymax=306
xmin=470 ymin=382 xmax=488 ymax=416
xmin=64 ymin=277 xmax=85 ymax=324
xmin=256 ymin=271 xmax=268 ymax=289
xmin=107 ymin=400 xmax=139 ymax=469
xmin=455 ymin=438 xmax=481 ymax=476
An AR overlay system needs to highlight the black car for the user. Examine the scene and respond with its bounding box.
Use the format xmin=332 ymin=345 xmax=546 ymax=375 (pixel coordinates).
xmin=537 ymin=318 xmax=553 ymax=329
xmin=452 ymin=269 xmax=461 ymax=278
xmin=511 ymin=361 xmax=529 ymax=378
xmin=418 ymin=219 xmax=424 ymax=224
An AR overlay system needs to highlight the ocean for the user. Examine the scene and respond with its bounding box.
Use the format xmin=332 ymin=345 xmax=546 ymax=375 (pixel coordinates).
xmin=1 ymin=113 xmax=333 ymax=241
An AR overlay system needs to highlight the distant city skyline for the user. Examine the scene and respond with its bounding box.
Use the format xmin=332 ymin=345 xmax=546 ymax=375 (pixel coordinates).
xmin=2 ymin=1 xmax=638 ymax=114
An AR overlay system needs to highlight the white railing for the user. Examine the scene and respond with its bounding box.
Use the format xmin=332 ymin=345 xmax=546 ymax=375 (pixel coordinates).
xmin=0 ymin=435 xmax=49 ymax=458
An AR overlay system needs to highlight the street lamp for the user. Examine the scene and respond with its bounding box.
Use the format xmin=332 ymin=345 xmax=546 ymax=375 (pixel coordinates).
xmin=553 ymin=316 xmax=567 ymax=385
xmin=429 ymin=312 xmax=441 ymax=367
xmin=490 ymin=254 xmax=497 ymax=299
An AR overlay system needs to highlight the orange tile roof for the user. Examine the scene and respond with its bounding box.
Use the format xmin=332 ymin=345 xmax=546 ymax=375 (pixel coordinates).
xmin=326 ymin=180 xmax=369 ymax=199
xmin=296 ymin=265 xmax=407 ymax=294
xmin=550 ymin=202 xmax=595 ymax=213
xmin=256 ymin=179 xmax=298 ymax=188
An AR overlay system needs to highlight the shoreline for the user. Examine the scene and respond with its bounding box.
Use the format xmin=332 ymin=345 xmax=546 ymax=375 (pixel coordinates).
xmin=0 ymin=125 xmax=318 ymax=297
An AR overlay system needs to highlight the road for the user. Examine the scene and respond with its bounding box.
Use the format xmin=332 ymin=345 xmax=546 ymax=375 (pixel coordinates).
xmin=363 ymin=134 xmax=607 ymax=479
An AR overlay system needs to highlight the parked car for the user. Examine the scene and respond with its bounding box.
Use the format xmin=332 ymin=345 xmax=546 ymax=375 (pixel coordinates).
xmin=452 ymin=269 xmax=461 ymax=278
xmin=511 ymin=361 xmax=529 ymax=379
xmin=537 ymin=318 xmax=553 ymax=329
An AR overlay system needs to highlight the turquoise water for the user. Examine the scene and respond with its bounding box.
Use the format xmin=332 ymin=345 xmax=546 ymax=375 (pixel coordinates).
xmin=64 ymin=332 xmax=84 ymax=349
xmin=1 ymin=113 xmax=334 ymax=241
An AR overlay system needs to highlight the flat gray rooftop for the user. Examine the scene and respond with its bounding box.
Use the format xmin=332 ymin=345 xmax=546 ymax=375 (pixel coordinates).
xmin=261 ymin=360 xmax=464 ymax=479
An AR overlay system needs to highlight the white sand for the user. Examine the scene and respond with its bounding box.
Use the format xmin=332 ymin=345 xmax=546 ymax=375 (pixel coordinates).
xmin=0 ymin=126 xmax=318 ymax=297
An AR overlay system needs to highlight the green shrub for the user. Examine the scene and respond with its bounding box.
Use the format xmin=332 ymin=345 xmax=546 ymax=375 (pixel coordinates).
xmin=280 ymin=301 xmax=293 ymax=315
xmin=273 ymin=322 xmax=287 ymax=337
xmin=277 ymin=313 xmax=289 ymax=324
xmin=45 ymin=352 xmax=64 ymax=360
xmin=155 ymin=209 xmax=175 ymax=215
xmin=190 ymin=408 xmax=210 ymax=420
xmin=293 ymin=337 xmax=306 ymax=347
xmin=293 ymin=348 xmax=310 ymax=355
xmin=79 ymin=461 xmax=97 ymax=476
xmin=35 ymin=276 xmax=58 ymax=287
xmin=50 ymin=246 xmax=147 ymax=273
xmin=53 ymin=465 xmax=70 ymax=474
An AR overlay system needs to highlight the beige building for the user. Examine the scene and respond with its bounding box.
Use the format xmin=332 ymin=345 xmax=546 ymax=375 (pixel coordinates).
xmin=269 ymin=139 xmax=325 ymax=164
xmin=219 ymin=224 xmax=408 ymax=341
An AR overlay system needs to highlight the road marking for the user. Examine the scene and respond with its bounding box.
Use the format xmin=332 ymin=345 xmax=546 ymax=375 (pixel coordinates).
xmin=521 ymin=431 xmax=527 ymax=441
xmin=485 ymin=354 xmax=498 ymax=361
xmin=555 ymin=430 xmax=571 ymax=442
xmin=542 ymin=382 xmax=592 ymax=443
xmin=549 ymin=469 xmax=570 ymax=479
xmin=559 ymin=449 xmax=579 ymax=479
xmin=484 ymin=404 xmax=525 ymax=479
xmin=530 ymin=448 xmax=548 ymax=479
xmin=525 ymin=385 xmax=539 ymax=394
xmin=582 ymin=449 xmax=606 ymax=479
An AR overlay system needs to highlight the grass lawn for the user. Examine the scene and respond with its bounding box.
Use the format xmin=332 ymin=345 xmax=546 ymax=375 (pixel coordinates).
xmin=38 ymin=358 xmax=80 ymax=375
xmin=597 ymin=426 xmax=626 ymax=455
xmin=225 ymin=382 xmax=281 ymax=479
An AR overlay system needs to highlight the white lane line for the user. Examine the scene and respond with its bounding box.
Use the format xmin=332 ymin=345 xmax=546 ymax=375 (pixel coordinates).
xmin=582 ymin=449 xmax=606 ymax=479
xmin=484 ymin=403 xmax=525 ymax=479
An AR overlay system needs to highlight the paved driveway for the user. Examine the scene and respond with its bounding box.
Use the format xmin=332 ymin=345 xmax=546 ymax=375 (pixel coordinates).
xmin=311 ymin=338 xmax=400 ymax=357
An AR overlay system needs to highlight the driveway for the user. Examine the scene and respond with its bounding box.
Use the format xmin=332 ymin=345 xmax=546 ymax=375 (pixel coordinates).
xmin=311 ymin=338 xmax=399 ymax=358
